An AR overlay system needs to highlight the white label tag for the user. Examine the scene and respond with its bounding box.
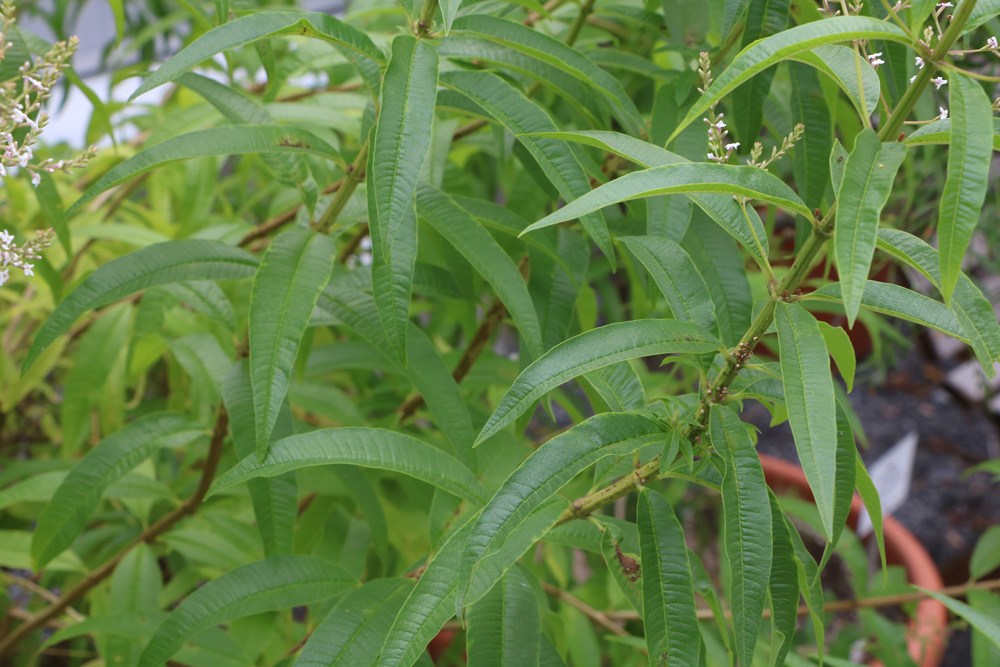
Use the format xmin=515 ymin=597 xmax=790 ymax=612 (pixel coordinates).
xmin=856 ymin=431 xmax=918 ymax=537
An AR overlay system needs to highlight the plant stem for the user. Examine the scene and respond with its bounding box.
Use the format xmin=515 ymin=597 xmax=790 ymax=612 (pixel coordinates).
xmin=0 ymin=408 xmax=230 ymax=659
xmin=314 ymin=141 xmax=369 ymax=234
xmin=558 ymin=0 xmax=979 ymax=525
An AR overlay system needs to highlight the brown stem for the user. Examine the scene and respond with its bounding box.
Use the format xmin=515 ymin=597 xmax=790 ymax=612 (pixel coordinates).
xmin=0 ymin=408 xmax=230 ymax=659
xmin=239 ymin=178 xmax=345 ymax=247
xmin=605 ymin=576 xmax=1000 ymax=622
xmin=336 ymin=224 xmax=370 ymax=264
xmin=541 ymin=581 xmax=631 ymax=638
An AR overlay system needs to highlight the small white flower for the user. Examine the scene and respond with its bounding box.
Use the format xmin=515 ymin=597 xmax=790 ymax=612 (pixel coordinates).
xmin=936 ymin=2 xmax=953 ymax=9
xmin=10 ymin=106 xmax=39 ymax=132
xmin=915 ymin=56 xmax=925 ymax=69
xmin=938 ymin=106 xmax=949 ymax=120
xmin=30 ymin=171 xmax=40 ymax=187
xmin=0 ymin=268 xmax=8 ymax=287
xmin=931 ymin=76 xmax=948 ymax=89
xmin=867 ymin=52 xmax=885 ymax=67
xmin=987 ymin=36 xmax=999 ymax=49
xmin=0 ymin=230 xmax=12 ymax=246
xmin=725 ymin=142 xmax=740 ymax=151
xmin=714 ymin=119 xmax=726 ymax=130
xmin=910 ymin=75 xmax=918 ymax=84
xmin=22 ymin=263 xmax=33 ymax=277
xmin=707 ymin=153 xmax=715 ymax=159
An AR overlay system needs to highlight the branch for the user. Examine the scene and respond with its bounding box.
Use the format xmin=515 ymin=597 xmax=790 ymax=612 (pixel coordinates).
xmin=0 ymin=407 xmax=230 ymax=658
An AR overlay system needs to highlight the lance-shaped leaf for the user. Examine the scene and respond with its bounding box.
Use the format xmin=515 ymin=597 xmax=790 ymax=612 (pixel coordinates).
xmin=137 ymin=556 xmax=357 ymax=667
xmin=476 ymin=320 xmax=719 ymax=444
xmin=809 ymin=281 xmax=969 ymax=343
xmin=450 ymin=14 xmax=643 ymax=135
xmin=379 ymin=521 xmax=474 ymax=667
xmin=668 ymin=16 xmax=908 ymax=143
xmin=834 ymin=128 xmax=907 ymax=325
xmin=619 ymin=236 xmax=717 ymax=336
xmin=460 ymin=413 xmax=665 ymax=613
xmin=32 ymin=413 xmax=205 ymax=570
xmin=789 ymin=61 xmax=832 ymax=209
xmin=223 ymin=361 xmax=297 ymax=557
xmin=905 ymin=116 xmax=1000 ymax=149
xmin=250 ymin=226 xmax=334 ymax=459
xmin=416 ymin=184 xmax=543 ymax=359
xmin=790 ymin=45 xmax=880 ymax=119
xmin=212 ymin=427 xmax=484 ymax=503
xmin=876 ymin=228 xmax=1000 ymax=376
xmin=67 ymin=126 xmax=340 ymax=218
xmin=129 ymin=11 xmax=384 ymax=99
xmin=855 ymin=452 xmax=887 ymax=573
xmin=710 ymin=405 xmax=772 ymax=667
xmin=531 ymin=130 xmax=772 ymax=264
xmin=937 ymin=74 xmax=993 ymax=303
xmin=466 ymin=567 xmax=542 ymax=667
xmin=523 ymin=162 xmax=812 ymax=234
xmin=919 ymin=589 xmax=1000 ymax=651
xmin=440 ymin=70 xmax=615 ymax=264
xmin=767 ymin=492 xmax=799 ymax=667
xmin=24 ymin=240 xmax=257 ymax=371
xmin=637 ymin=489 xmax=701 ymax=667
xmin=370 ymin=35 xmax=439 ymax=364
xmin=295 ymin=578 xmax=413 ymax=667
xmin=731 ymin=0 xmax=790 ymax=143
xmin=775 ymin=301 xmax=838 ymax=540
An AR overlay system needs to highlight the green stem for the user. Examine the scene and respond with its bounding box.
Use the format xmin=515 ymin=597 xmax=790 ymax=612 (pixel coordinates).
xmin=314 ymin=141 xmax=369 ymax=234
xmin=564 ymin=0 xmax=596 ymax=46
xmin=559 ymin=0 xmax=979 ymax=525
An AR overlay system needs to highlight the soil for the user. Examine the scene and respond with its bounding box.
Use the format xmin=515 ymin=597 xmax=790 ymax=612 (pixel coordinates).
xmin=745 ymin=346 xmax=1000 ymax=666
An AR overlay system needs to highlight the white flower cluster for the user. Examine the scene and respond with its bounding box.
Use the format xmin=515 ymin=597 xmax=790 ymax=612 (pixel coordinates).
xmin=0 ymin=227 xmax=52 ymax=286
xmin=0 ymin=1 xmax=92 ymax=189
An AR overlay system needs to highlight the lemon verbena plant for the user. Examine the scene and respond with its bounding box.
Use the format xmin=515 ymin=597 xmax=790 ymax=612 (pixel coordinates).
xmin=1 ymin=0 xmax=1000 ymax=665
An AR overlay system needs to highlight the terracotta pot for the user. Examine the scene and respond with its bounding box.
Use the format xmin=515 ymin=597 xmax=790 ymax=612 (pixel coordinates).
xmin=760 ymin=453 xmax=948 ymax=667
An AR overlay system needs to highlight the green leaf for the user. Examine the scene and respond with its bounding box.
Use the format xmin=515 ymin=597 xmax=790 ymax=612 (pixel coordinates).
xmin=440 ymin=70 xmax=615 ymax=264
xmin=809 ymin=281 xmax=969 ymax=344
xmin=477 ymin=320 xmax=719 ymax=444
xmin=466 ymin=567 xmax=542 ymax=667
xmin=710 ymin=405 xmax=772 ymax=667
xmin=619 ymin=236 xmax=717 ymax=336
xmin=370 ymin=35 xmax=439 ymax=364
xmin=223 ymin=360 xmax=297 ymax=557
xmin=790 ymin=45 xmax=881 ymax=120
xmin=24 ymin=240 xmax=257 ymax=371
xmin=32 ymin=413 xmax=205 ymax=570
xmin=767 ymin=492 xmax=799 ymax=667
xmin=970 ymin=526 xmax=1000 ymax=581
xmin=250 ymin=226 xmax=334 ymax=459
xmin=775 ymin=301 xmax=839 ymax=540
xmin=668 ymin=17 xmax=908 ymax=143
xmin=817 ymin=321 xmax=855 ymax=392
xmin=788 ymin=61 xmax=832 ymax=209
xmin=637 ymin=489 xmax=701 ymax=667
xmin=137 ymin=556 xmax=357 ymax=667
xmin=905 ymin=117 xmax=1000 ymax=150
xmin=834 ymin=128 xmax=907 ymax=326
xmin=919 ymin=588 xmax=1000 ymax=651
xmin=450 ymin=15 xmax=644 ymax=136
xmin=585 ymin=362 xmax=646 ymax=413
xmin=319 ymin=288 xmax=475 ymax=460
xmin=829 ymin=139 xmax=849 ymax=193
xmin=600 ymin=528 xmax=643 ymax=612
xmin=439 ymin=0 xmax=460 ymax=33
xmin=876 ymin=228 xmax=1000 ymax=377
xmin=460 ymin=413 xmax=665 ymax=611
xmin=379 ymin=521 xmax=474 ymax=667
xmin=855 ymin=452 xmax=887 ymax=572
xmin=530 ymin=130 xmax=772 ymax=264
xmin=731 ymin=0 xmax=790 ymax=143
xmin=211 ymin=427 xmax=484 ymax=503
xmin=523 ymin=162 xmax=811 ymax=235
xmin=67 ymin=126 xmax=340 ymax=218
xmin=963 ymin=0 xmax=1000 ymax=34
xmin=129 ymin=11 xmax=384 ymax=99
xmin=937 ymin=74 xmax=993 ymax=303
xmin=295 ymin=578 xmax=413 ymax=667
xmin=416 ymin=184 xmax=543 ymax=359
